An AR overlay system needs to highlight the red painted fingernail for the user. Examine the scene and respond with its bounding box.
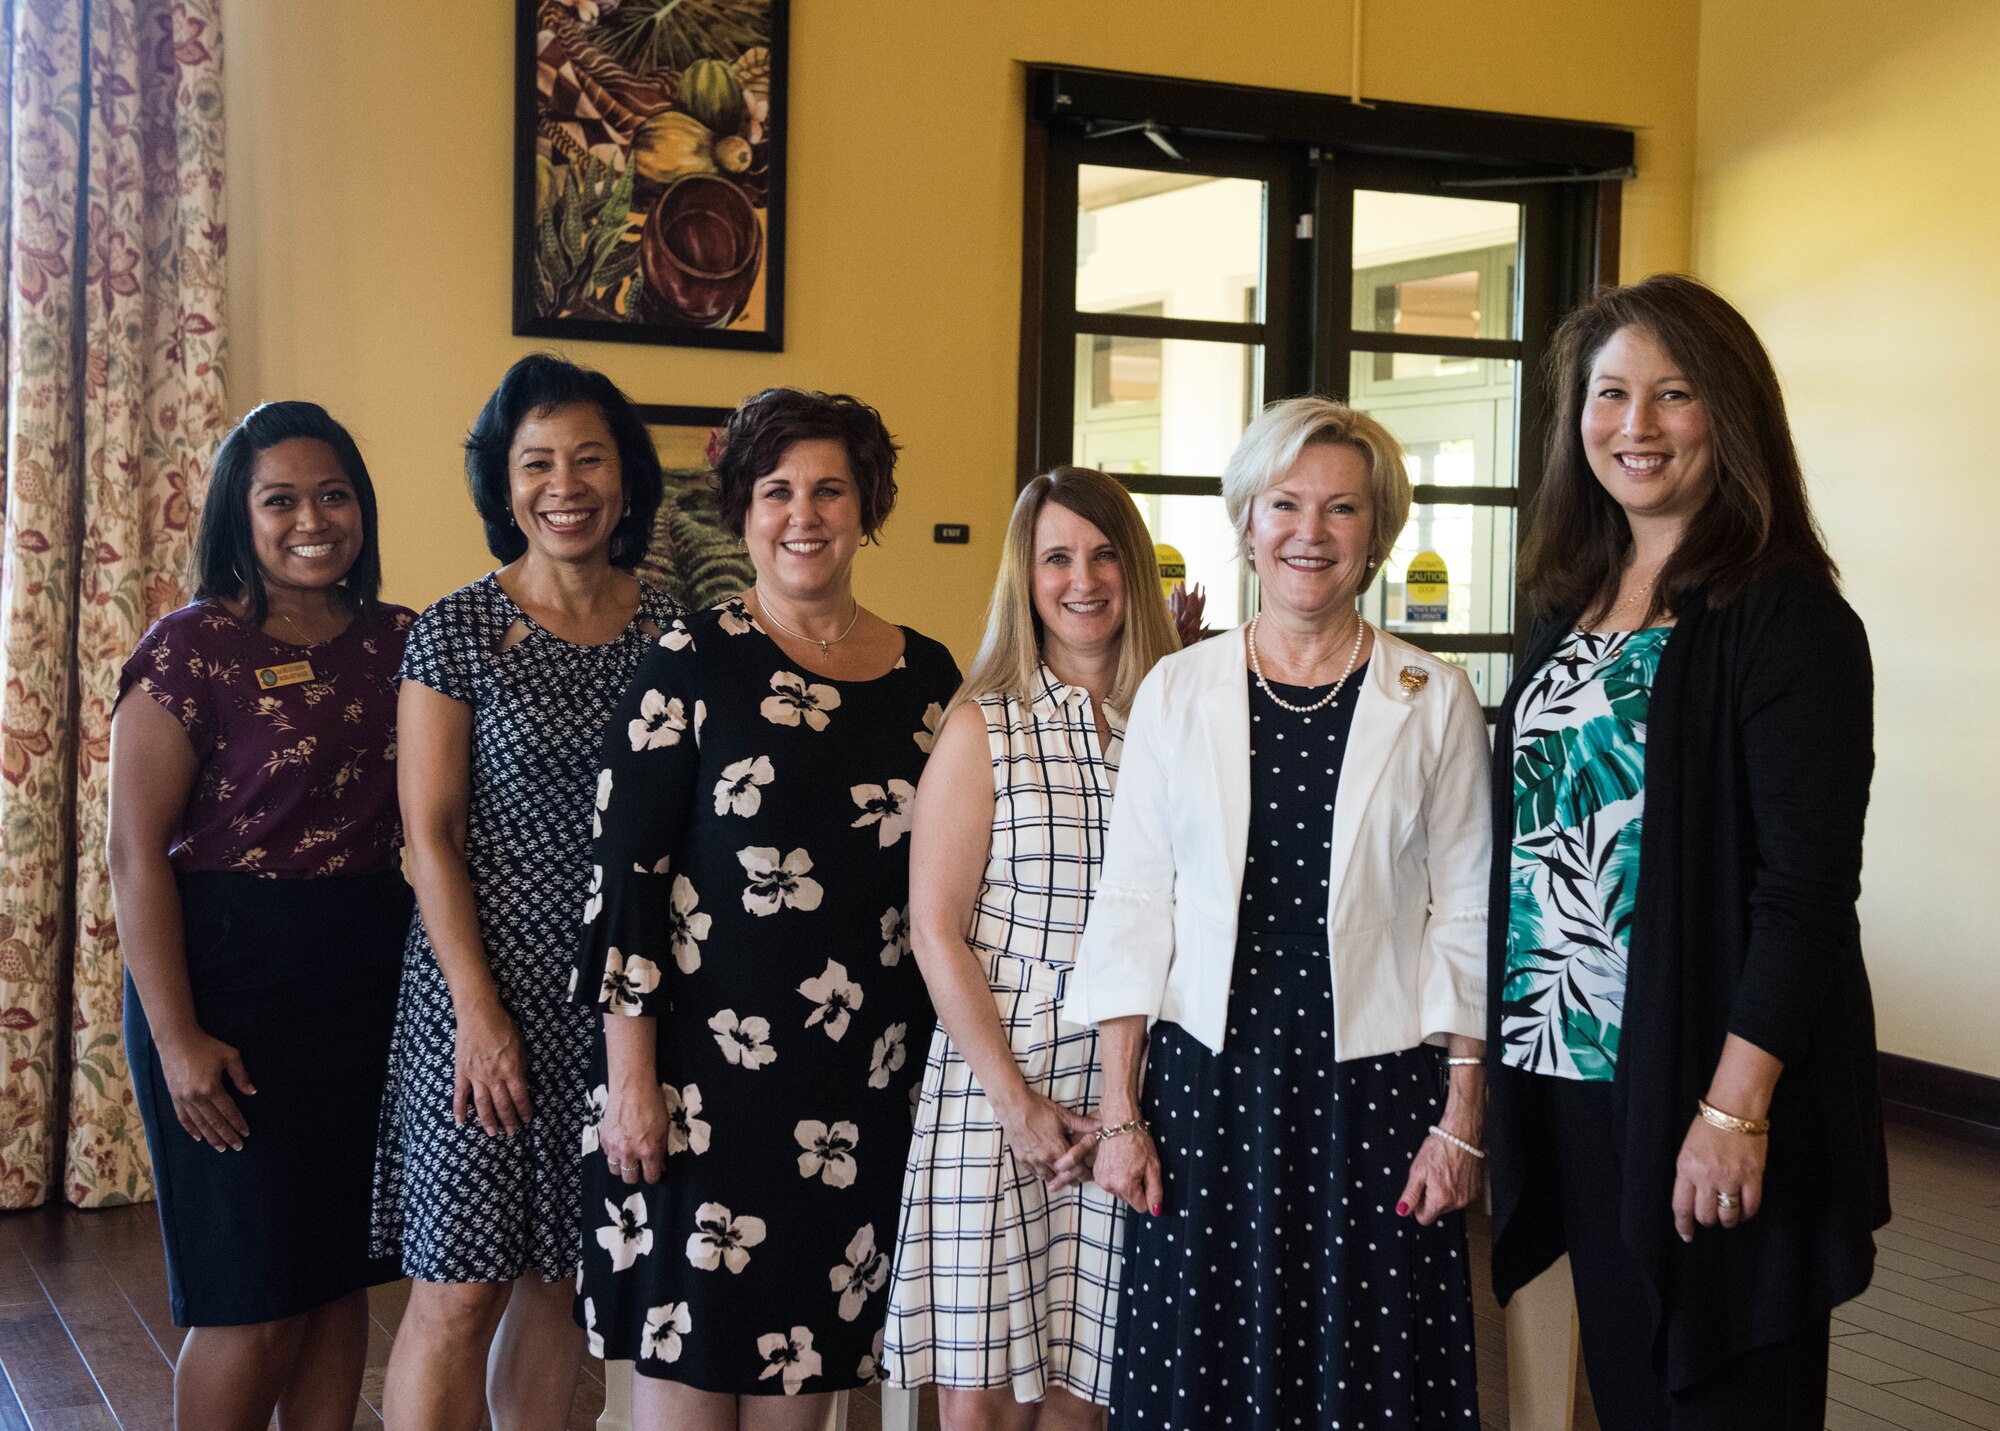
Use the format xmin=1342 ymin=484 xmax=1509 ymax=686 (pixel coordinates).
xmin=1397 ymin=1201 xmax=1410 ymax=1216
xmin=1150 ymin=1203 xmax=1162 ymax=1217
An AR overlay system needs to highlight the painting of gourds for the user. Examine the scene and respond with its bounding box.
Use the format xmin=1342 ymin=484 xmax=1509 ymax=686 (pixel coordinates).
xmin=514 ymin=0 xmax=787 ymax=350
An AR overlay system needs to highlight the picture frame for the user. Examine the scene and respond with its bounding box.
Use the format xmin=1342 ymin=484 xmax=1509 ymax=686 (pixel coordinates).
xmin=513 ymin=1 xmax=788 ymax=351
xmin=634 ymin=403 xmax=756 ymax=609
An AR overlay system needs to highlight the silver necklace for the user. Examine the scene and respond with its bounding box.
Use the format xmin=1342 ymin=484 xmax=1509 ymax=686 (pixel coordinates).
xmin=1247 ymin=612 xmax=1365 ymax=714
xmin=756 ymin=591 xmax=860 ymax=656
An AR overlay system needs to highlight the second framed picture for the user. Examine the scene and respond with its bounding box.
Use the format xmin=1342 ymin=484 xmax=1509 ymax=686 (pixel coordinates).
xmin=514 ymin=0 xmax=788 ymax=350
xmin=634 ymin=404 xmax=757 ymax=610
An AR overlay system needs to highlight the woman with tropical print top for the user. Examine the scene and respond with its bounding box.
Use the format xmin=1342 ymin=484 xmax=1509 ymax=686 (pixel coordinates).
xmin=1486 ymin=275 xmax=1885 ymax=1431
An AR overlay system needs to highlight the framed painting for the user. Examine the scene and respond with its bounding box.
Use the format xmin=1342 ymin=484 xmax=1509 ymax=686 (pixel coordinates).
xmin=514 ymin=1 xmax=788 ymax=351
xmin=634 ymin=403 xmax=756 ymax=609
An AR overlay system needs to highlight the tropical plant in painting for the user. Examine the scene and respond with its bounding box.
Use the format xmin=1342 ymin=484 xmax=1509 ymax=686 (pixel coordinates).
xmin=529 ymin=0 xmax=778 ymax=338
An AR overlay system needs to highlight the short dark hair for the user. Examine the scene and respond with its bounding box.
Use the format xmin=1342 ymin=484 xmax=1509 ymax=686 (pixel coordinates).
xmin=193 ymin=401 xmax=382 ymax=621
xmin=463 ymin=353 xmax=663 ymax=569
xmin=713 ymin=389 xmax=899 ymax=541
xmin=1523 ymin=273 xmax=1838 ymax=626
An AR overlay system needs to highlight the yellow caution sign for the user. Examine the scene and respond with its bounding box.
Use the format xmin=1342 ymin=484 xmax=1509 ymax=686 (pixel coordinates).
xmin=1404 ymin=550 xmax=1449 ymax=622
xmin=1155 ymin=543 xmax=1188 ymax=597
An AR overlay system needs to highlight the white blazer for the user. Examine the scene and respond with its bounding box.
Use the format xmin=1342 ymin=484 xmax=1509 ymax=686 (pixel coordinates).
xmin=1059 ymin=624 xmax=1491 ymax=1061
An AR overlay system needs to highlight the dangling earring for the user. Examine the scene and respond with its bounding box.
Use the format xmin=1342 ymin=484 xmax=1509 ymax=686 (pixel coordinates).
xmin=1368 ymin=558 xmax=1378 ymax=569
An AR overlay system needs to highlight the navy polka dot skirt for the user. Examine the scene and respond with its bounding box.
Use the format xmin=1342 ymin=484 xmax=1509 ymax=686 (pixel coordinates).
xmin=1109 ymin=668 xmax=1479 ymax=1430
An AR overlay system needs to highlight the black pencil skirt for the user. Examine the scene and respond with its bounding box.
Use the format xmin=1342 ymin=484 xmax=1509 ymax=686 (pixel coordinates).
xmin=125 ymin=869 xmax=411 ymax=1326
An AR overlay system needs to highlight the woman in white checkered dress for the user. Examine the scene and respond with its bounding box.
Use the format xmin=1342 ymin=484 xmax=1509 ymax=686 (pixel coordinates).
xmin=886 ymin=468 xmax=1179 ymax=1425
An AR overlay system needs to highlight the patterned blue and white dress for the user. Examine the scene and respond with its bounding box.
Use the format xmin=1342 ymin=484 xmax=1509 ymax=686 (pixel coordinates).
xmin=370 ymin=573 xmax=683 ymax=1284
xmin=885 ymin=667 xmax=1130 ymax=1405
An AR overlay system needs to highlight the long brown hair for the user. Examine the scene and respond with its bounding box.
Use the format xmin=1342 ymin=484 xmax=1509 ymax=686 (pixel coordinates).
xmin=955 ymin=467 xmax=1179 ymax=718
xmin=1521 ymin=274 xmax=1837 ymax=626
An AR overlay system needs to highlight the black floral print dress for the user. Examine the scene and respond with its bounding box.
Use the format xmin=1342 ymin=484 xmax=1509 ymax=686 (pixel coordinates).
xmin=575 ymin=601 xmax=958 ymax=1396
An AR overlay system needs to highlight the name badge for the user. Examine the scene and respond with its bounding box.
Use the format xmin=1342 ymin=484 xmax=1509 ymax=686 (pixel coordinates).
xmin=254 ymin=660 xmax=316 ymax=690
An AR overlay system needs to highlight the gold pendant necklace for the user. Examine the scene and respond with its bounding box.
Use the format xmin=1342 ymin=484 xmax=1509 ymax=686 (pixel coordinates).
xmin=756 ymin=591 xmax=861 ymax=657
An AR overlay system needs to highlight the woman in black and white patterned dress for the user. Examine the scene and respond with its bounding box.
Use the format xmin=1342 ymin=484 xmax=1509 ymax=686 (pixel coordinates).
xmin=884 ymin=467 xmax=1178 ymax=1428
xmin=1063 ymin=398 xmax=1491 ymax=1430
xmin=578 ymin=389 xmax=959 ymax=1429
xmin=372 ymin=356 xmax=677 ymax=1431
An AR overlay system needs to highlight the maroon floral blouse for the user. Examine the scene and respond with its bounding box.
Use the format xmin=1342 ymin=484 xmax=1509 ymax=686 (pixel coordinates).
xmin=117 ymin=599 xmax=416 ymax=878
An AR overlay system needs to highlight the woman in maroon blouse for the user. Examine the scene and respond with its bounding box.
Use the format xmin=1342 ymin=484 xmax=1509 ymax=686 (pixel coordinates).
xmin=107 ymin=401 xmax=415 ymax=1431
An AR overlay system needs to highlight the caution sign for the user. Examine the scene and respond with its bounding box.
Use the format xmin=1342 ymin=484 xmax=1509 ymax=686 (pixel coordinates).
xmin=1155 ymin=543 xmax=1188 ymax=597
xmin=1403 ymin=551 xmax=1449 ymax=622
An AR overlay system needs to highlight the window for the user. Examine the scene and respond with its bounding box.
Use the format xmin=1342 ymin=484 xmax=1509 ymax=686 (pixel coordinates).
xmin=1020 ymin=69 xmax=1631 ymax=710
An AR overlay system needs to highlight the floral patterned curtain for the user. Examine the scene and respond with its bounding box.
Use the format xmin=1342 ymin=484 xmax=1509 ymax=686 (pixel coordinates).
xmin=0 ymin=0 xmax=227 ymax=1209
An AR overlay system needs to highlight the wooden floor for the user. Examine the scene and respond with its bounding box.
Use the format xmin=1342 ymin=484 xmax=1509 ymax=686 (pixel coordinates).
xmin=1 ymin=1113 xmax=1994 ymax=1430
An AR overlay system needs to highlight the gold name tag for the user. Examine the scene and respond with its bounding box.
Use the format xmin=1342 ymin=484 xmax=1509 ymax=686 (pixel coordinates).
xmin=254 ymin=660 xmax=316 ymax=690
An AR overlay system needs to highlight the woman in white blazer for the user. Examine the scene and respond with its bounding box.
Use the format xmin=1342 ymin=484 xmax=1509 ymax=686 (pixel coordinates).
xmin=1057 ymin=396 xmax=1492 ymax=1431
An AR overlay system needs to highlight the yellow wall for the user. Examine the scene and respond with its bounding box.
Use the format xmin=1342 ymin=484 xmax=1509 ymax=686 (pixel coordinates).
xmin=223 ymin=0 xmax=1699 ymax=657
xmin=1693 ymin=0 xmax=2000 ymax=1076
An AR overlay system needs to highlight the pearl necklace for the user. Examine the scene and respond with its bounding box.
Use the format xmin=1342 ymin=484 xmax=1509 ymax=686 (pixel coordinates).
xmin=756 ymin=590 xmax=860 ymax=656
xmin=1247 ymin=612 xmax=1366 ymax=714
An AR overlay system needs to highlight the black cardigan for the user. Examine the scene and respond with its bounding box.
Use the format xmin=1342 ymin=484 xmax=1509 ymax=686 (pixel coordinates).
xmin=1485 ymin=567 xmax=1889 ymax=1392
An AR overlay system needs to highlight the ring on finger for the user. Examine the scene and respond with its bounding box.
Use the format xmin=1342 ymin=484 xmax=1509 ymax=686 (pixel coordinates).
xmin=1715 ymin=1190 xmax=1739 ymax=1210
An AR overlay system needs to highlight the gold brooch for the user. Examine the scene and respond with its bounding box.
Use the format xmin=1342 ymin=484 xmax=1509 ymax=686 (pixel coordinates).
xmin=1399 ymin=666 xmax=1429 ymax=694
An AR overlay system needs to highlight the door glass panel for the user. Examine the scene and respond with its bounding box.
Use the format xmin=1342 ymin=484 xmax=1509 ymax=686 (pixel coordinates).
xmin=1360 ymin=503 xmax=1517 ymax=637
xmin=1131 ymin=492 xmax=1251 ymax=632
xmin=1350 ymin=190 xmax=1521 ymax=339
xmin=1077 ymin=166 xmax=1267 ymax=323
xmin=1073 ymin=337 xmax=1262 ymax=478
xmin=1437 ymin=651 xmax=1513 ymax=710
xmin=1350 ymin=357 xmax=1520 ymax=487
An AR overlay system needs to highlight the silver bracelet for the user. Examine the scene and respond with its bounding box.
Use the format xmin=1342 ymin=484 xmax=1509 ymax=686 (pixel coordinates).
xmin=1428 ymin=1124 xmax=1487 ymax=1160
xmin=1445 ymin=1056 xmax=1483 ymax=1067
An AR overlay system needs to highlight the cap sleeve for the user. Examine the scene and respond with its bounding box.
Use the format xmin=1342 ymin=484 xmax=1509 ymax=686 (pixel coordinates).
xmin=399 ymin=590 xmax=481 ymax=704
xmin=117 ymin=606 xmax=219 ymax=757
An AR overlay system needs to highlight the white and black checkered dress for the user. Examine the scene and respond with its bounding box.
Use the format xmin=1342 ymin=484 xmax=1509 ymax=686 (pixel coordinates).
xmin=885 ymin=667 xmax=1129 ymax=1404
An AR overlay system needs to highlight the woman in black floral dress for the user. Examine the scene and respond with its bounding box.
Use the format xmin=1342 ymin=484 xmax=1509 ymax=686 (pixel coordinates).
xmin=578 ymin=389 xmax=958 ymax=1428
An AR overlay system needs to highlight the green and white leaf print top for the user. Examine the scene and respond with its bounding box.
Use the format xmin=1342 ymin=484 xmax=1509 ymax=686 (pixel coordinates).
xmin=1501 ymin=627 xmax=1671 ymax=1080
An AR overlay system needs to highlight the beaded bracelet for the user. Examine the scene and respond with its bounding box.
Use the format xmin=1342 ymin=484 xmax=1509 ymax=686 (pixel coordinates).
xmin=1445 ymin=1057 xmax=1483 ymax=1067
xmin=1427 ymin=1124 xmax=1487 ymax=1160
xmin=1093 ymin=1117 xmax=1149 ymax=1143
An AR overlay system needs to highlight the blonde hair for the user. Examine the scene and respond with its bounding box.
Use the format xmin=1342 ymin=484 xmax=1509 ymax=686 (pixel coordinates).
xmin=1220 ymin=396 xmax=1411 ymax=594
xmin=954 ymin=466 xmax=1179 ymax=718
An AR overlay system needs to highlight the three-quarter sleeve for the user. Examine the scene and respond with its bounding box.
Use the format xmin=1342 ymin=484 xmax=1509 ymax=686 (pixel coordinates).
xmin=1725 ymin=584 xmax=1874 ymax=1065
xmin=575 ymin=619 xmax=703 ymax=1019
xmin=1061 ymin=664 xmax=1178 ymax=1029
xmin=1416 ymin=667 xmax=1492 ymax=1044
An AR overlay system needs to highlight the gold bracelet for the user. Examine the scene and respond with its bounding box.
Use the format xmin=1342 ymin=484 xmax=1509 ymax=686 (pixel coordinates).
xmin=1093 ymin=1117 xmax=1149 ymax=1143
xmin=1697 ymin=1098 xmax=1770 ymax=1137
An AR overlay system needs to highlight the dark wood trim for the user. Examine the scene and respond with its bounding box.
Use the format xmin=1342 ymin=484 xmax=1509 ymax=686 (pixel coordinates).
xmin=1395 ymin=633 xmax=1516 ymax=654
xmin=1016 ymin=109 xmax=1051 ymax=488
xmin=1027 ymin=65 xmax=1634 ymax=174
xmin=1593 ymin=179 xmax=1622 ymax=289
xmin=1076 ymin=312 xmax=1267 ymax=346
xmin=1413 ymin=485 xmax=1520 ymax=508
xmin=1345 ymin=331 xmax=1523 ymax=361
xmin=1879 ymin=1052 xmax=2000 ymax=1134
xmin=1113 ymin=474 xmax=1223 ymax=497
